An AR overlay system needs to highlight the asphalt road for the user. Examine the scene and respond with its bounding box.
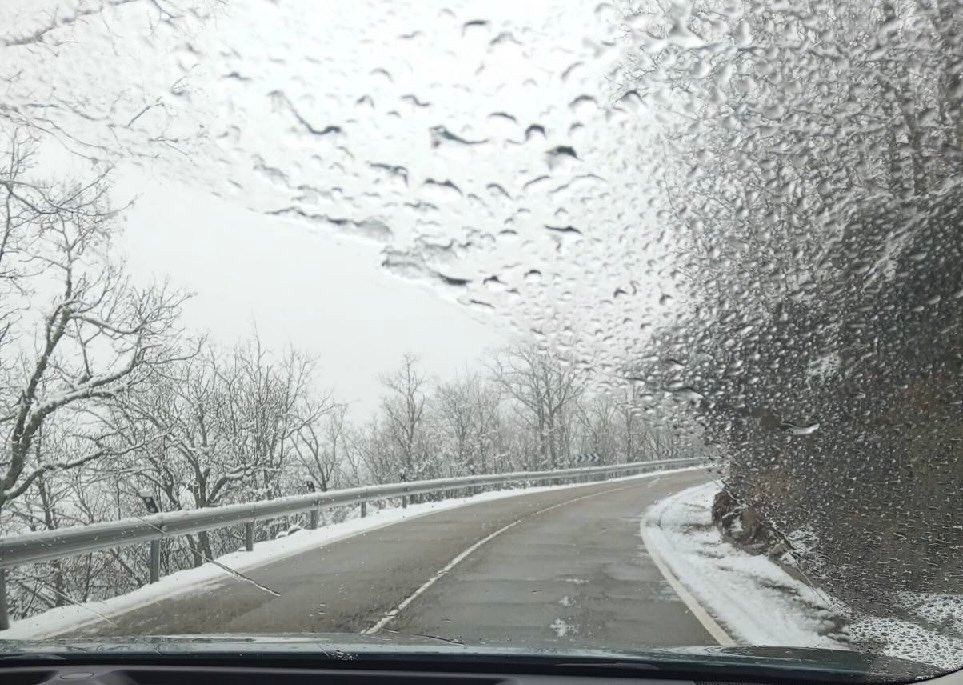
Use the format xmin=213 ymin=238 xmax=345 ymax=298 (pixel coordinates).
xmin=64 ymin=468 xmax=716 ymax=652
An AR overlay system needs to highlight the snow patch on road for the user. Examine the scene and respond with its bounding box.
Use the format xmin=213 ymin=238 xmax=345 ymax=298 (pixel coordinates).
xmin=551 ymin=617 xmax=576 ymax=638
xmin=6 ymin=466 xmax=705 ymax=640
xmin=643 ymin=482 xmax=845 ymax=648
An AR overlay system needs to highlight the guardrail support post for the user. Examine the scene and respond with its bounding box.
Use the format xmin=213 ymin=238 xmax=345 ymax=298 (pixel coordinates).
xmin=244 ymin=521 xmax=255 ymax=551
xmin=148 ymin=540 xmax=161 ymax=584
xmin=401 ymin=494 xmax=407 ymax=509
xmin=0 ymin=569 xmax=10 ymax=630
xmin=361 ymin=501 xmax=367 ymax=518
xmin=308 ymin=509 xmax=319 ymax=530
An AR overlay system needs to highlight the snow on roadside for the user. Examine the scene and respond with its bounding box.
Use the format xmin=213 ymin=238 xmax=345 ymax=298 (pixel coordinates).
xmin=848 ymin=596 xmax=963 ymax=670
xmin=6 ymin=465 xmax=705 ymax=640
xmin=644 ymin=482 xmax=963 ymax=670
xmin=642 ymin=482 xmax=846 ymax=648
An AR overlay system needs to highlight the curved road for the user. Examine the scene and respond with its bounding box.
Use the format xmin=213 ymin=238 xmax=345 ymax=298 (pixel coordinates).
xmin=65 ymin=468 xmax=715 ymax=652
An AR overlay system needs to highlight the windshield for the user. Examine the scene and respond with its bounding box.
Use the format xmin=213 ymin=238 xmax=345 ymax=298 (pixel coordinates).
xmin=0 ymin=0 xmax=960 ymax=680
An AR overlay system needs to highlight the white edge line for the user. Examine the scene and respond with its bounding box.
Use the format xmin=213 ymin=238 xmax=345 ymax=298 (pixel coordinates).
xmin=640 ymin=513 xmax=737 ymax=647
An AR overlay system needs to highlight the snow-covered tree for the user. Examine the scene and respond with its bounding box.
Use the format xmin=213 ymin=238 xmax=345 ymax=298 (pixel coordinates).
xmin=0 ymin=132 xmax=185 ymax=514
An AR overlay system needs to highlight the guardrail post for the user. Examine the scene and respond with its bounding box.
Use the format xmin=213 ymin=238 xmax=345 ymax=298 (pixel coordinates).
xmin=148 ymin=540 xmax=161 ymax=584
xmin=401 ymin=494 xmax=407 ymax=509
xmin=308 ymin=509 xmax=319 ymax=530
xmin=361 ymin=501 xmax=367 ymax=518
xmin=244 ymin=521 xmax=255 ymax=551
xmin=0 ymin=569 xmax=9 ymax=630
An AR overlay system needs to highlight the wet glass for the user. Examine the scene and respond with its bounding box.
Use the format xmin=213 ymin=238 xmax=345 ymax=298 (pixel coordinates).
xmin=0 ymin=0 xmax=959 ymax=678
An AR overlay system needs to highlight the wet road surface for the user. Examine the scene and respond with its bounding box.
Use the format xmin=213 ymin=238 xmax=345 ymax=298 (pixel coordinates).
xmin=64 ymin=468 xmax=716 ymax=652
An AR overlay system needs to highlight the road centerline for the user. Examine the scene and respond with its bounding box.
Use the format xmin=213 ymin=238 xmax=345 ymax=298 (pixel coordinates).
xmin=360 ymin=484 xmax=637 ymax=635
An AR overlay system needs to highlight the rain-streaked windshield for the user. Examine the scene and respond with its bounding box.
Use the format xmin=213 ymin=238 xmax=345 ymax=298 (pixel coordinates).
xmin=0 ymin=0 xmax=960 ymax=679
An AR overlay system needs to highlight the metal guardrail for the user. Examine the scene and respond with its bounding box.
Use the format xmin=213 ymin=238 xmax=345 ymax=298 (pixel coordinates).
xmin=0 ymin=457 xmax=704 ymax=629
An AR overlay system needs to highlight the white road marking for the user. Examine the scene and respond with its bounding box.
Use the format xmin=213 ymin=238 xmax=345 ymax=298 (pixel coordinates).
xmin=361 ymin=485 xmax=636 ymax=635
xmin=640 ymin=516 xmax=736 ymax=646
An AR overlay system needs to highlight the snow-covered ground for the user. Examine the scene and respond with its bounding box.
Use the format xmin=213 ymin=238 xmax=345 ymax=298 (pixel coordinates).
xmin=848 ymin=595 xmax=963 ymax=670
xmin=643 ymin=482 xmax=845 ymax=649
xmin=5 ymin=466 xmax=703 ymax=640
xmin=643 ymin=482 xmax=963 ymax=670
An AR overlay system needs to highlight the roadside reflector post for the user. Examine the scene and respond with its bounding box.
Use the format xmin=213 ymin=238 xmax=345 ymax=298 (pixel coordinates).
xmin=361 ymin=501 xmax=367 ymax=518
xmin=308 ymin=509 xmax=319 ymax=530
xmin=148 ymin=540 xmax=161 ymax=584
xmin=244 ymin=521 xmax=255 ymax=551
xmin=0 ymin=569 xmax=9 ymax=630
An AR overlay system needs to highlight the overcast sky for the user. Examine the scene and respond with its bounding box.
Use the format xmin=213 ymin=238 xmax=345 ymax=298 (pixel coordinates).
xmin=7 ymin=0 xmax=673 ymax=414
xmin=114 ymin=167 xmax=509 ymax=414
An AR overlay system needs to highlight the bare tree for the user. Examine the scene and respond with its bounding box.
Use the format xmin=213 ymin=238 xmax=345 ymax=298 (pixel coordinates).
xmin=1 ymin=1 xmax=224 ymax=160
xmin=0 ymin=133 xmax=186 ymax=512
xmin=490 ymin=344 xmax=585 ymax=470
xmin=436 ymin=370 xmax=503 ymax=475
xmin=379 ymin=353 xmax=429 ymax=479
xmin=294 ymin=402 xmax=347 ymax=492
xmin=106 ymin=344 xmax=254 ymax=564
xmin=575 ymin=392 xmax=618 ymax=464
xmin=217 ymin=336 xmax=321 ymax=504
xmin=348 ymin=416 xmax=396 ymax=486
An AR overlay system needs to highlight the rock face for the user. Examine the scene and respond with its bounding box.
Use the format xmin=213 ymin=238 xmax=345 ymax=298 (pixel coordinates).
xmin=711 ymin=488 xmax=777 ymax=554
xmin=711 ymin=488 xmax=738 ymax=527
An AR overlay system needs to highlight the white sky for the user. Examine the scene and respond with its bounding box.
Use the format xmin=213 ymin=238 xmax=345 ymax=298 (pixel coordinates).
xmin=6 ymin=0 xmax=676 ymax=413
xmin=115 ymin=167 xmax=508 ymax=414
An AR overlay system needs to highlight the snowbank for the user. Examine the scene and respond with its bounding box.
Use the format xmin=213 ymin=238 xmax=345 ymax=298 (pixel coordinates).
xmin=643 ymin=482 xmax=963 ymax=670
xmin=642 ymin=482 xmax=846 ymax=648
xmin=6 ymin=466 xmax=704 ymax=639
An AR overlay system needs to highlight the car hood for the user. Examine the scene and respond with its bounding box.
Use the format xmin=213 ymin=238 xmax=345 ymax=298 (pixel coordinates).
xmin=0 ymin=634 xmax=943 ymax=682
